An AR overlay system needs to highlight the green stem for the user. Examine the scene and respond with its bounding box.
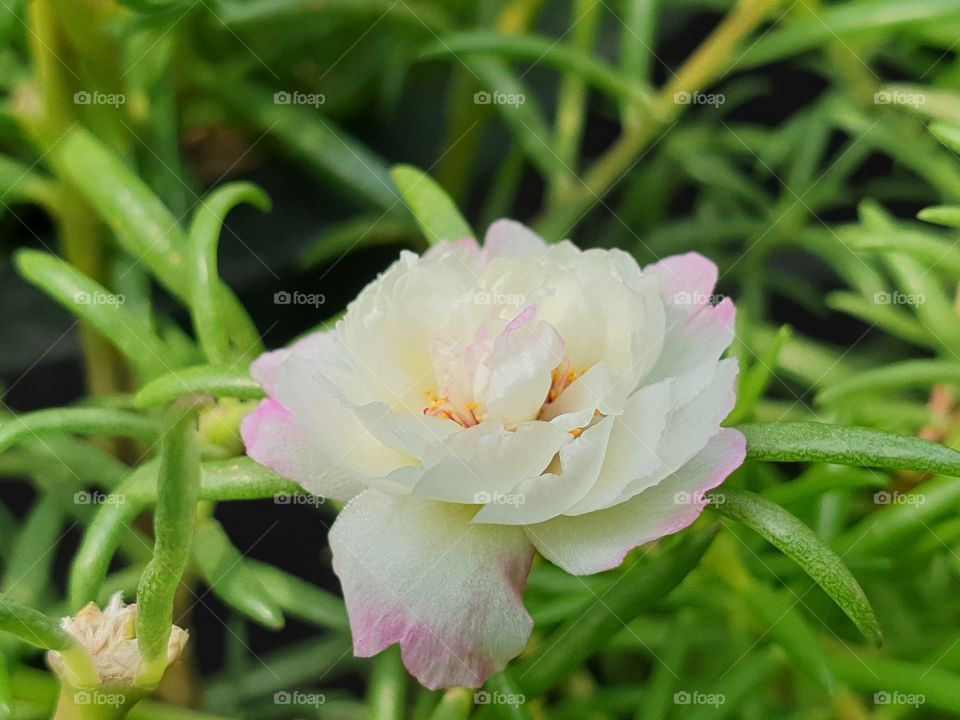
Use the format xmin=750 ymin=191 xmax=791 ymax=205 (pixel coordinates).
xmin=25 ymin=0 xmax=126 ymax=400
xmin=367 ymin=647 xmax=406 ymax=720
xmin=548 ymin=0 xmax=601 ymax=205
xmin=537 ymin=0 xmax=784 ymax=239
xmin=135 ymin=401 xmax=203 ymax=687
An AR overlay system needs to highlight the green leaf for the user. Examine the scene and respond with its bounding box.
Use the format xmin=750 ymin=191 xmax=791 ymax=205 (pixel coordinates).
xmin=427 ymin=689 xmax=472 ymax=720
xmin=15 ymin=250 xmax=170 ymax=379
xmin=187 ymin=183 xmax=270 ymax=364
xmin=707 ymin=486 xmax=882 ymax=645
xmin=0 ymin=407 xmax=158 ymax=455
xmin=367 ymin=646 xmax=407 ymax=720
xmin=917 ymin=205 xmax=960 ymax=228
xmin=135 ymin=365 xmax=264 ymax=408
xmin=818 ymin=359 xmax=960 ymax=404
xmin=137 ymin=403 xmax=202 ymax=684
xmin=738 ymin=421 xmax=960 ymax=477
xmin=829 ymin=654 xmax=960 ymax=715
xmin=0 ymin=155 xmax=58 ymax=210
xmin=762 ymin=465 xmax=886 ymax=507
xmin=69 ymin=463 xmax=154 ymax=610
xmin=468 ymin=57 xmax=566 ymax=181
xmin=833 ymin=475 xmax=960 ymax=557
xmin=738 ymin=0 xmax=960 ymax=68
xmin=70 ymin=459 xmax=303 ymax=608
xmin=889 ymin=254 xmax=960 ymax=355
xmin=418 ymin=31 xmax=649 ymax=107
xmin=113 ymin=0 xmax=190 ymax=13
xmin=299 ymin=214 xmax=418 ymax=269
xmin=929 ymin=121 xmax=960 ymax=154
xmin=514 ymin=527 xmax=717 ymax=696
xmin=0 ymin=596 xmax=98 ymax=687
xmin=52 ymin=128 xmax=192 ymax=302
xmin=825 ymin=292 xmax=936 ymax=350
xmin=740 ymin=584 xmax=833 ymax=691
xmin=391 ymin=165 xmax=473 ymax=246
xmin=0 ymin=595 xmax=69 ymax=650
xmin=52 ymin=128 xmax=255 ymax=348
xmin=729 ymin=324 xmax=791 ymax=424
xmin=245 ymin=560 xmax=348 ymax=632
xmin=482 ymin=672 xmax=533 ymax=720
xmin=204 ymin=636 xmax=356 ymax=708
xmin=194 ymin=519 xmax=284 ymax=630
xmin=203 ymin=76 xmax=398 ymax=210
xmin=2 ymin=495 xmax=64 ymax=607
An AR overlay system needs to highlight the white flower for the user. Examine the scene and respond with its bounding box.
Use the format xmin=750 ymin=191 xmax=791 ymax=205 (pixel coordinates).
xmin=242 ymin=221 xmax=744 ymax=689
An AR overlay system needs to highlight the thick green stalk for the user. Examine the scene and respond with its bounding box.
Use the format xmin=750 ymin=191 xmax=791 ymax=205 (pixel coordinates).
xmin=25 ymin=0 xmax=126 ymax=400
xmin=135 ymin=402 xmax=202 ymax=687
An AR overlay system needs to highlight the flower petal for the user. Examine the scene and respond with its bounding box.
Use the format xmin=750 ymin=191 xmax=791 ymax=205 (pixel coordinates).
xmin=523 ymin=428 xmax=745 ymax=575
xmin=562 ymin=378 xmax=673 ymax=515
xmin=241 ymin=399 xmax=364 ymax=502
xmin=479 ymin=308 xmax=565 ymax=427
xmin=616 ymin=357 xmax=739 ymax=504
xmin=643 ymin=253 xmax=735 ymax=405
xmin=481 ymin=219 xmax=547 ymax=262
xmin=274 ymin=355 xmax=417 ymax=478
xmin=472 ymin=415 xmax=616 ymax=524
xmin=250 ymin=329 xmax=343 ymax=397
xmin=330 ymin=490 xmax=534 ymax=689
xmin=404 ymin=420 xmax=570 ymax=503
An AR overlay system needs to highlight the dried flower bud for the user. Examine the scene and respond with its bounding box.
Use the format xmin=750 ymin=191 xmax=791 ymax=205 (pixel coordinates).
xmin=48 ymin=593 xmax=188 ymax=688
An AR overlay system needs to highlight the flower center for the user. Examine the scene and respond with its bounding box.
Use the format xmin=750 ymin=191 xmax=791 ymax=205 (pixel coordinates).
xmin=423 ymin=356 xmax=589 ymax=429
xmin=548 ymin=358 xmax=587 ymax=402
xmin=423 ymin=390 xmax=480 ymax=428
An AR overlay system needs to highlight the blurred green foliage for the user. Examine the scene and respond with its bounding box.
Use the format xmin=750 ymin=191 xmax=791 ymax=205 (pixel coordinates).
xmin=2 ymin=0 xmax=960 ymax=718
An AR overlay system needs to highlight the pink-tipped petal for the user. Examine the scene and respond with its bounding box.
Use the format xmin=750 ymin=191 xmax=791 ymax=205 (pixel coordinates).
xmin=330 ymin=490 xmax=535 ymax=690
xmin=241 ymin=399 xmax=364 ymax=502
xmin=250 ymin=330 xmax=337 ymax=396
xmin=523 ymin=428 xmax=746 ymax=575
xmin=645 ymin=252 xmax=719 ymax=308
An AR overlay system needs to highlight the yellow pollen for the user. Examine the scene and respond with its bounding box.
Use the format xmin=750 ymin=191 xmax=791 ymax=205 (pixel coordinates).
xmin=549 ymin=360 xmax=588 ymax=402
xmin=423 ymin=390 xmax=477 ymax=427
